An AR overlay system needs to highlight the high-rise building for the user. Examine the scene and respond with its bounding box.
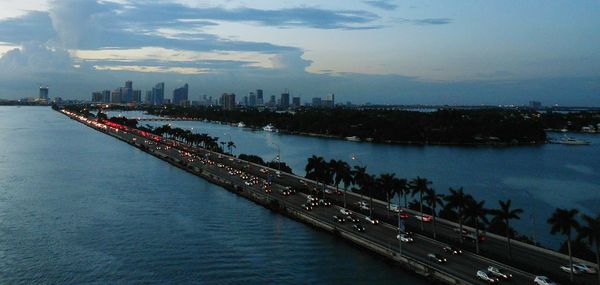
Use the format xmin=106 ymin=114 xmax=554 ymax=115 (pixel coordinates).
xmin=152 ymin=82 xmax=165 ymax=105
xmin=280 ymin=92 xmax=290 ymax=109
xmin=102 ymin=90 xmax=111 ymax=103
xmin=322 ymin=93 xmax=335 ymax=108
xmin=125 ymin=80 xmax=132 ymax=89
xmin=248 ymin=92 xmax=256 ymax=107
xmin=144 ymin=91 xmax=152 ymax=104
xmin=92 ymin=92 xmax=103 ymax=102
xmin=133 ymin=90 xmax=142 ymax=103
xmin=243 ymin=96 xmax=248 ymax=106
xmin=111 ymin=89 xmax=122 ymax=103
xmin=121 ymin=81 xmax=133 ymax=103
xmin=292 ymin=97 xmax=301 ymax=108
xmin=221 ymin=93 xmax=236 ymax=110
xmin=269 ymin=95 xmax=276 ymax=107
xmin=256 ymin=89 xmax=263 ymax=101
xmin=172 ymin=83 xmax=189 ymax=105
xmin=39 ymin=86 xmax=49 ymax=100
xmin=312 ymin=97 xmax=322 ymax=107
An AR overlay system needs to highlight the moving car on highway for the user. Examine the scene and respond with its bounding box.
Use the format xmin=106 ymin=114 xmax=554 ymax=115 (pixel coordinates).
xmin=560 ymin=264 xmax=582 ymax=274
xmin=397 ymin=233 xmax=414 ymax=243
xmin=476 ymin=270 xmax=499 ymax=283
xmin=353 ymin=224 xmax=366 ymax=233
xmin=365 ymin=216 xmax=379 ymax=225
xmin=442 ymin=246 xmax=462 ymax=255
xmin=414 ymin=214 xmax=432 ymax=222
xmin=534 ymin=276 xmax=557 ymax=285
xmin=487 ymin=266 xmax=512 ymax=280
xmin=427 ymin=253 xmax=447 ymax=264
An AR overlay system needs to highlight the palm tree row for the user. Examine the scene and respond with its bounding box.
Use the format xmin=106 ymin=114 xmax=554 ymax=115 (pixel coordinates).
xmin=152 ymin=124 xmax=233 ymax=153
xmin=547 ymin=208 xmax=600 ymax=283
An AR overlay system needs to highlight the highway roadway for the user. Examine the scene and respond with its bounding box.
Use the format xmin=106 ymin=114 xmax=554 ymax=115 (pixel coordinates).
xmin=64 ymin=111 xmax=598 ymax=285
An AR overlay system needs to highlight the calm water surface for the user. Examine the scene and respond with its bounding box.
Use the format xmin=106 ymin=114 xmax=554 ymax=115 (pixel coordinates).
xmin=0 ymin=106 xmax=425 ymax=284
xmin=116 ymin=110 xmax=600 ymax=247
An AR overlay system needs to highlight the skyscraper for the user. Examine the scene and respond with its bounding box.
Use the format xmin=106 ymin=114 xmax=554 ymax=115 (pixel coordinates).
xmin=292 ymin=97 xmax=301 ymax=108
xmin=221 ymin=93 xmax=236 ymax=110
xmin=39 ymin=86 xmax=49 ymax=100
xmin=172 ymin=83 xmax=189 ymax=105
xmin=111 ymin=89 xmax=122 ymax=103
xmin=256 ymin=89 xmax=263 ymax=105
xmin=248 ymin=92 xmax=256 ymax=107
xmin=133 ymin=90 xmax=142 ymax=103
xmin=269 ymin=95 xmax=276 ymax=107
xmin=280 ymin=92 xmax=290 ymax=109
xmin=144 ymin=91 xmax=152 ymax=104
xmin=122 ymin=81 xmax=133 ymax=103
xmin=91 ymin=92 xmax=103 ymax=102
xmin=152 ymin=82 xmax=165 ymax=105
xmin=312 ymin=97 xmax=322 ymax=107
xmin=102 ymin=90 xmax=111 ymax=103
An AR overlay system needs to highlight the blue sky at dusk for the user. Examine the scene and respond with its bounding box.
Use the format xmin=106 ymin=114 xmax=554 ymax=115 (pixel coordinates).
xmin=0 ymin=0 xmax=599 ymax=105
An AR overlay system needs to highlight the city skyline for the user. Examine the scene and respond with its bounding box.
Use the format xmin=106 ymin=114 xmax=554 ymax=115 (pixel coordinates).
xmin=0 ymin=1 xmax=599 ymax=105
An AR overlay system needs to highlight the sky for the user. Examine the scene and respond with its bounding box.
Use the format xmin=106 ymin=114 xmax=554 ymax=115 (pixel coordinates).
xmin=0 ymin=0 xmax=599 ymax=105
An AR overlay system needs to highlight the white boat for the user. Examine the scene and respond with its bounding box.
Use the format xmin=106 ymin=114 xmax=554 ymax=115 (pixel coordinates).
xmin=345 ymin=136 xmax=361 ymax=142
xmin=552 ymin=135 xmax=590 ymax=145
xmin=263 ymin=124 xmax=278 ymax=132
xmin=237 ymin=122 xmax=246 ymax=128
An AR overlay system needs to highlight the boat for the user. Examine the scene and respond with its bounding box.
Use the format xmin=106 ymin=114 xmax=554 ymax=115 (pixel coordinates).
xmin=552 ymin=135 xmax=590 ymax=145
xmin=345 ymin=136 xmax=361 ymax=142
xmin=263 ymin=124 xmax=278 ymax=132
xmin=237 ymin=122 xmax=246 ymax=128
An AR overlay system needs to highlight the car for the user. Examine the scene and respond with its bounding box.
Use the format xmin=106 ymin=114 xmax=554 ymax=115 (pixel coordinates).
xmin=318 ymin=199 xmax=331 ymax=206
xmin=573 ymin=263 xmax=597 ymax=274
xmin=301 ymin=203 xmax=312 ymax=211
xmin=346 ymin=215 xmax=360 ymax=223
xmin=463 ymin=232 xmax=486 ymax=243
xmin=333 ymin=215 xmax=345 ymax=223
xmin=334 ymin=190 xmax=343 ymax=195
xmin=365 ymin=216 xmax=379 ymax=225
xmin=324 ymin=189 xmax=333 ymax=194
xmin=307 ymin=195 xmax=316 ymax=201
xmin=340 ymin=208 xmax=352 ymax=215
xmin=352 ymin=224 xmax=365 ymax=232
xmin=453 ymin=227 xmax=468 ymax=235
xmin=476 ymin=270 xmax=499 ymax=283
xmin=487 ymin=266 xmax=512 ymax=280
xmin=388 ymin=204 xmax=400 ymax=213
xmin=414 ymin=214 xmax=432 ymax=222
xmin=442 ymin=246 xmax=462 ymax=255
xmin=397 ymin=233 xmax=414 ymax=242
xmin=534 ymin=276 xmax=557 ymax=285
xmin=427 ymin=253 xmax=447 ymax=264
xmin=560 ymin=264 xmax=583 ymax=274
xmin=279 ymin=189 xmax=290 ymax=196
xmin=399 ymin=210 xmax=409 ymax=219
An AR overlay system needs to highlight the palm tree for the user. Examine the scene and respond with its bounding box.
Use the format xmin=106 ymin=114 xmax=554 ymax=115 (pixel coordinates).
xmin=377 ymin=173 xmax=396 ymax=217
xmin=227 ymin=141 xmax=236 ymax=155
xmin=332 ymin=160 xmax=353 ymax=209
xmin=444 ymin=187 xmax=470 ymax=242
xmin=577 ymin=213 xmax=600 ymax=285
xmin=424 ymin=188 xmax=444 ymax=239
xmin=464 ymin=198 xmax=488 ymax=254
xmin=489 ymin=199 xmax=523 ymax=259
xmin=352 ymin=165 xmax=368 ymax=201
xmin=410 ymin=177 xmax=432 ymax=230
xmin=305 ymin=155 xmax=327 ymax=196
xmin=394 ymin=178 xmax=409 ymax=208
xmin=548 ymin=208 xmax=580 ymax=282
xmin=364 ymin=174 xmax=376 ymax=217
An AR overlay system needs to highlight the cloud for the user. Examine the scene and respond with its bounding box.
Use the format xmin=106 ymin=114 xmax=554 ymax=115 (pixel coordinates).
xmin=364 ymin=0 xmax=398 ymax=10
xmin=398 ymin=18 xmax=452 ymax=25
xmin=0 ymin=41 xmax=74 ymax=74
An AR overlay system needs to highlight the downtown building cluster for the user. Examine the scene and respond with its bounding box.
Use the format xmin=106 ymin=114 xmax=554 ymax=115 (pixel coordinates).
xmin=91 ymin=81 xmax=338 ymax=110
xmin=91 ymin=81 xmax=189 ymax=106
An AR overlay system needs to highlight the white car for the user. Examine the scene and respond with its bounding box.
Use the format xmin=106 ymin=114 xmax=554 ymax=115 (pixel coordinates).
xmin=365 ymin=216 xmax=379 ymax=225
xmin=340 ymin=208 xmax=351 ymax=215
xmin=397 ymin=233 xmax=414 ymax=242
xmin=324 ymin=189 xmax=333 ymax=194
xmin=388 ymin=204 xmax=400 ymax=213
xmin=560 ymin=264 xmax=583 ymax=274
xmin=573 ymin=263 xmax=597 ymax=274
xmin=487 ymin=266 xmax=512 ymax=280
xmin=534 ymin=276 xmax=557 ymax=285
xmin=476 ymin=270 xmax=499 ymax=283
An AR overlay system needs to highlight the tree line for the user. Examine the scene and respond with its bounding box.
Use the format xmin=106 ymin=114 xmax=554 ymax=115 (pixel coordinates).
xmin=145 ymin=105 xmax=547 ymax=145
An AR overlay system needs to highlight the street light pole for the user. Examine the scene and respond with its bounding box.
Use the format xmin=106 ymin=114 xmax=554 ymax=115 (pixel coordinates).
xmin=272 ymin=142 xmax=281 ymax=171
